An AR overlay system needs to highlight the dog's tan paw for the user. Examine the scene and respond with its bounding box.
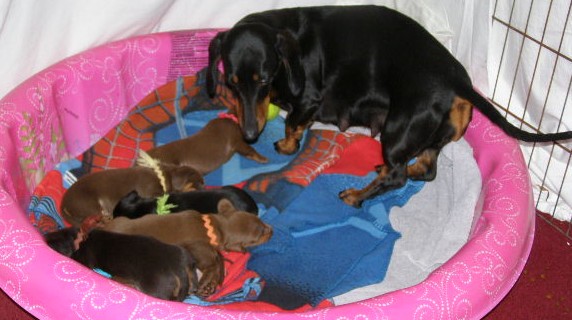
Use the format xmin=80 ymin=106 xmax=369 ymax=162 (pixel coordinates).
xmin=274 ymin=138 xmax=299 ymax=155
xmin=196 ymin=273 xmax=219 ymax=297
xmin=339 ymin=189 xmax=363 ymax=208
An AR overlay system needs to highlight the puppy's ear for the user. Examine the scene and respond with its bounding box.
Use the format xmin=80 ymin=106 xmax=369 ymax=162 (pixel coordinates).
xmin=206 ymin=31 xmax=226 ymax=98
xmin=44 ymin=227 xmax=80 ymax=257
xmin=124 ymin=190 xmax=140 ymax=203
xmin=217 ymin=198 xmax=236 ymax=214
xmin=275 ymin=31 xmax=305 ymax=97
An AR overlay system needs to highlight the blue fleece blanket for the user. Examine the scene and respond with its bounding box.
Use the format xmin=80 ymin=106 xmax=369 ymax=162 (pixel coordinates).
xmin=246 ymin=172 xmax=423 ymax=308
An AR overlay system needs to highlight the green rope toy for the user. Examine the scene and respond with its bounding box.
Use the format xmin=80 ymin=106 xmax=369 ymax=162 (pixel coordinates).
xmin=156 ymin=194 xmax=178 ymax=215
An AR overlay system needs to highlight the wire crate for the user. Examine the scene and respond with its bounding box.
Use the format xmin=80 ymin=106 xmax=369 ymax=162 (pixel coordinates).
xmin=489 ymin=0 xmax=572 ymax=239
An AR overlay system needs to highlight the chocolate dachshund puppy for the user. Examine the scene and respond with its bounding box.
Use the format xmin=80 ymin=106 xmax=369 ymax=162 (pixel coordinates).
xmin=206 ymin=5 xmax=572 ymax=207
xmin=113 ymin=186 xmax=259 ymax=219
xmin=146 ymin=117 xmax=268 ymax=175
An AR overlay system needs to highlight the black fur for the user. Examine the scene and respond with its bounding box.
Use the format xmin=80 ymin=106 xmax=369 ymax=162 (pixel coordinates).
xmin=72 ymin=229 xmax=197 ymax=301
xmin=44 ymin=227 xmax=80 ymax=257
xmin=113 ymin=186 xmax=259 ymax=219
xmin=207 ymin=6 xmax=572 ymax=206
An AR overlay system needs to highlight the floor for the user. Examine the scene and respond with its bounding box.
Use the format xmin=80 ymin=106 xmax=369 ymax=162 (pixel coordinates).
xmin=1 ymin=212 xmax=570 ymax=319
xmin=484 ymin=212 xmax=572 ymax=319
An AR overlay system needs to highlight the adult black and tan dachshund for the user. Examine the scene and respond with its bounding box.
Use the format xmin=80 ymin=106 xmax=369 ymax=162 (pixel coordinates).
xmin=206 ymin=5 xmax=572 ymax=207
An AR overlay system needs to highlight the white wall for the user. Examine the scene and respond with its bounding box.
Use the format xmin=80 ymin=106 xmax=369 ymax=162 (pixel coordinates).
xmin=0 ymin=0 xmax=489 ymax=97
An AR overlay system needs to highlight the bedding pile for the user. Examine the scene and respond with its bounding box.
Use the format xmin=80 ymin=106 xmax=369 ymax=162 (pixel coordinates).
xmin=28 ymin=70 xmax=479 ymax=310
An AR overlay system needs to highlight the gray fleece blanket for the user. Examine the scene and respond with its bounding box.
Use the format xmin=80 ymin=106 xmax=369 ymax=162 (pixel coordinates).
xmin=333 ymin=138 xmax=481 ymax=305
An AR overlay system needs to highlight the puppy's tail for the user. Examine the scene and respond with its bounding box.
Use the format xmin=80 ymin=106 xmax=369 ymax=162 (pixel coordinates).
xmin=137 ymin=150 xmax=168 ymax=193
xmin=460 ymin=87 xmax=572 ymax=142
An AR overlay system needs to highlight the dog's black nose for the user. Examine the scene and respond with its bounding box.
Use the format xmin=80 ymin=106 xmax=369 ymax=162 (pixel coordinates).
xmin=242 ymin=130 xmax=260 ymax=143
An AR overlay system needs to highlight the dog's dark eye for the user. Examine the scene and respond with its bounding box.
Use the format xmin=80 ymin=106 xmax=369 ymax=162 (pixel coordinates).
xmin=253 ymin=74 xmax=270 ymax=85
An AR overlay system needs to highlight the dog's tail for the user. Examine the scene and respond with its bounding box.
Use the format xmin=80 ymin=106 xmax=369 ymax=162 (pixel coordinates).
xmin=459 ymin=87 xmax=572 ymax=142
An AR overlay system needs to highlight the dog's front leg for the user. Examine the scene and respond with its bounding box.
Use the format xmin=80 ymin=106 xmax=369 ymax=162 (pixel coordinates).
xmin=339 ymin=164 xmax=408 ymax=207
xmin=340 ymin=148 xmax=439 ymax=206
xmin=274 ymin=103 xmax=317 ymax=155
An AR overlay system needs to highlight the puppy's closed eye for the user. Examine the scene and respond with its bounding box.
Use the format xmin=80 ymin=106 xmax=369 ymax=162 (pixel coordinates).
xmin=256 ymin=225 xmax=271 ymax=238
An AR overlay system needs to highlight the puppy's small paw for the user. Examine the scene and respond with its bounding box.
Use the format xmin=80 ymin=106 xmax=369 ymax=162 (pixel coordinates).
xmin=274 ymin=138 xmax=299 ymax=155
xmin=196 ymin=280 xmax=217 ymax=298
xmin=338 ymin=189 xmax=363 ymax=208
xmin=196 ymin=272 xmax=220 ymax=297
xmin=249 ymin=153 xmax=269 ymax=163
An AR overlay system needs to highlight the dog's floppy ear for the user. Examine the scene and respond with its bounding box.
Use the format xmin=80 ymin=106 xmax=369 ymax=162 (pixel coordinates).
xmin=123 ymin=190 xmax=140 ymax=203
xmin=275 ymin=31 xmax=305 ymax=97
xmin=206 ymin=31 xmax=226 ymax=98
xmin=217 ymin=198 xmax=236 ymax=214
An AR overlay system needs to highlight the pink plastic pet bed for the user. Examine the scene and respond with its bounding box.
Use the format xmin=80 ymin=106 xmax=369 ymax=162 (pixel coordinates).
xmin=0 ymin=29 xmax=534 ymax=319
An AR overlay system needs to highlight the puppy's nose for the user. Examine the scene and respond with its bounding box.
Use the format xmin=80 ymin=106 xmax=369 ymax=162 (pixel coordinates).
xmin=242 ymin=128 xmax=260 ymax=143
xmin=263 ymin=224 xmax=273 ymax=237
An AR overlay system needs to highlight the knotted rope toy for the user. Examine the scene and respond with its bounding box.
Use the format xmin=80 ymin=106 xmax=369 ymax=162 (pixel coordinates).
xmin=137 ymin=150 xmax=168 ymax=192
xmin=201 ymin=215 xmax=219 ymax=246
xmin=136 ymin=150 xmax=178 ymax=215
xmin=155 ymin=194 xmax=178 ymax=215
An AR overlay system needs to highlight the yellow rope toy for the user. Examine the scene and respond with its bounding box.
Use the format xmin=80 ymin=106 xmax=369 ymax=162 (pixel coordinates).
xmin=136 ymin=150 xmax=168 ymax=193
xmin=136 ymin=150 xmax=179 ymax=215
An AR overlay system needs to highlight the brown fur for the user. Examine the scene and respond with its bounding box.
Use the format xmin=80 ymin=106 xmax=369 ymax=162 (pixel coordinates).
xmin=101 ymin=199 xmax=273 ymax=297
xmin=61 ymin=164 xmax=204 ymax=227
xmin=146 ymin=117 xmax=268 ymax=175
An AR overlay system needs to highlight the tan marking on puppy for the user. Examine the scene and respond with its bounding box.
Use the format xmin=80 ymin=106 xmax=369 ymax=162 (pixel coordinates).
xmin=449 ymin=97 xmax=473 ymax=141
